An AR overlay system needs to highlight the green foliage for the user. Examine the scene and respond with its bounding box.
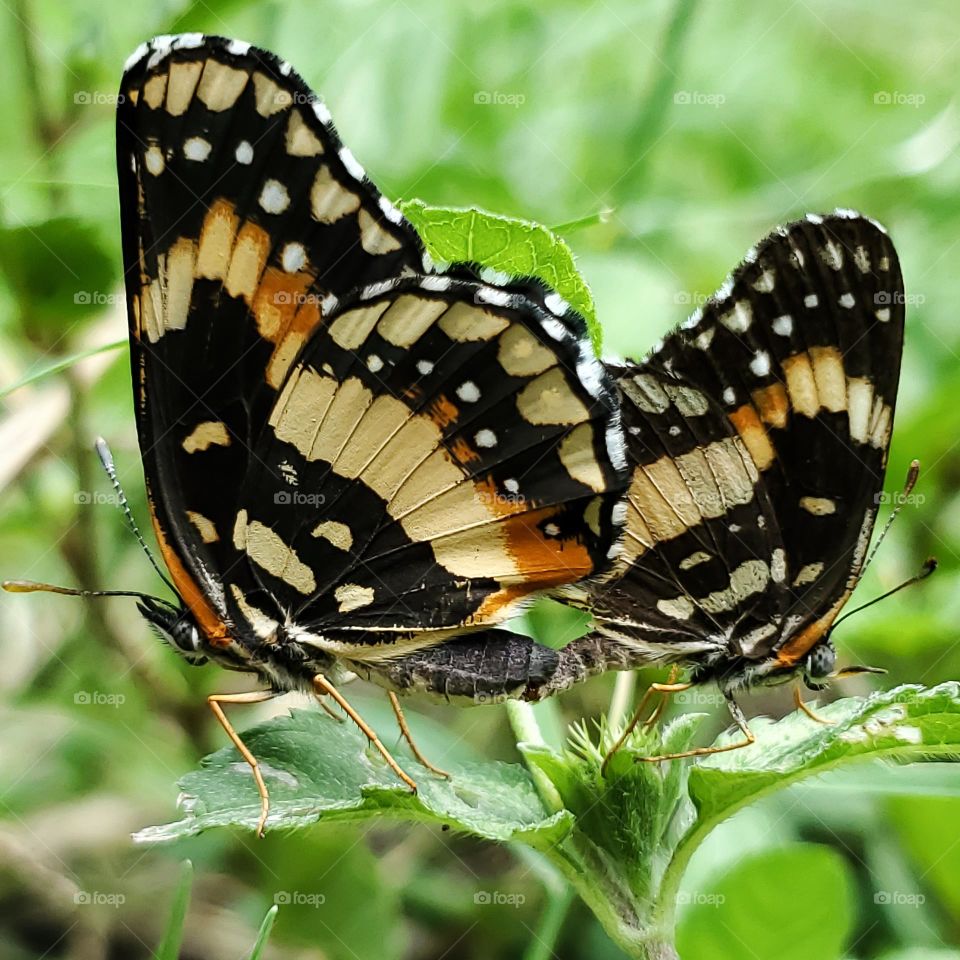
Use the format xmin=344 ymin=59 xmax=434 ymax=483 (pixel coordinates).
xmin=134 ymin=709 xmax=573 ymax=845
xmin=400 ymin=200 xmax=602 ymax=351
xmin=137 ymin=685 xmax=960 ymax=958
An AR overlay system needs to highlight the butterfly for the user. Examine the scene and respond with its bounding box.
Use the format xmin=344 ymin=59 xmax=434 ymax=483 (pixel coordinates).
xmin=548 ymin=211 xmax=916 ymax=762
xmin=4 ymin=33 xmax=630 ymax=834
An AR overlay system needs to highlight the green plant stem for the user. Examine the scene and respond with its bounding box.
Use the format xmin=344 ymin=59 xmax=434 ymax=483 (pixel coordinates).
xmin=620 ymin=0 xmax=700 ymax=199
xmin=506 ymin=700 xmax=564 ymax=813
xmin=608 ymin=670 xmax=637 ymax=730
xmin=247 ymin=905 xmax=279 ymax=960
xmin=154 ymin=860 xmax=193 ymax=960
xmin=522 ymin=886 xmax=574 ymax=960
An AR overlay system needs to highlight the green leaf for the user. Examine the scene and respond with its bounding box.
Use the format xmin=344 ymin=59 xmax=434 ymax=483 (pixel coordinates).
xmin=399 ymin=200 xmax=602 ymax=352
xmin=674 ymin=845 xmax=854 ymax=960
xmin=688 ymin=683 xmax=960 ymax=830
xmin=134 ymin=708 xmax=573 ymax=846
xmin=658 ymin=683 xmax=960 ymax=919
xmin=153 ymin=860 xmax=193 ymax=960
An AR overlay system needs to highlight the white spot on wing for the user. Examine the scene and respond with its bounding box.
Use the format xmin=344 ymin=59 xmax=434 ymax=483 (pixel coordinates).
xmin=772 ymin=314 xmax=793 ymax=336
xmin=420 ymin=275 xmax=451 ymax=292
xmin=124 ymin=42 xmax=150 ymax=72
xmin=456 ymin=381 xmax=480 ymax=403
xmin=183 ymin=136 xmax=212 ymax=162
xmin=281 ymin=242 xmax=306 ymax=272
xmin=144 ymin=145 xmax=165 ymax=176
xmin=749 ymin=350 xmax=771 ymax=377
xmin=720 ymin=300 xmax=753 ymax=333
xmin=544 ymin=292 xmax=569 ymax=316
xmin=235 ymin=140 xmax=254 ymax=164
xmin=476 ymin=286 xmax=512 ymax=308
xmin=378 ymin=196 xmax=403 ymax=224
xmin=475 ymin=428 xmax=497 ymax=448
xmin=339 ymin=146 xmax=365 ymax=180
xmin=839 ymin=292 xmax=855 ymax=309
xmin=259 ymin=179 xmax=290 ymax=214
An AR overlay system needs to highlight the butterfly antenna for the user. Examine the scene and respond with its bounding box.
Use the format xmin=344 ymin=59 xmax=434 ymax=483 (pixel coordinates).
xmin=2 ymin=579 xmax=179 ymax=609
xmin=95 ymin=437 xmax=177 ymax=594
xmin=862 ymin=459 xmax=920 ymax=575
xmin=832 ymin=556 xmax=937 ymax=631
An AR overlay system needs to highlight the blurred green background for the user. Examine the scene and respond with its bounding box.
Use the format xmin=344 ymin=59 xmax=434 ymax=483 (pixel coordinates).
xmin=1 ymin=0 xmax=959 ymax=957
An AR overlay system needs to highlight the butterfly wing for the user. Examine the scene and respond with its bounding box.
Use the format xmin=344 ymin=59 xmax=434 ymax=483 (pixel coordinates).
xmin=227 ymin=275 xmax=627 ymax=657
xmin=577 ymin=213 xmax=904 ymax=672
xmin=117 ymin=35 xmax=428 ymax=640
xmin=117 ymin=34 xmax=628 ymax=653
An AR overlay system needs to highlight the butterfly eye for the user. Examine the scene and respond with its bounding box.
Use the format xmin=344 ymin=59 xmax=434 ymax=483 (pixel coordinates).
xmin=804 ymin=641 xmax=837 ymax=680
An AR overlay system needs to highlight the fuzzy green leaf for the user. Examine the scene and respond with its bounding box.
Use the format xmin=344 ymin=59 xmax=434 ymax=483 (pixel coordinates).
xmin=688 ymin=683 xmax=960 ymax=831
xmin=399 ymin=200 xmax=601 ymax=352
xmin=134 ymin=708 xmax=573 ymax=846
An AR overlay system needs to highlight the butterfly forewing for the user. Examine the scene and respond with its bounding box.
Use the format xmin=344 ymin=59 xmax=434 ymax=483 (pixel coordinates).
xmin=116 ymin=34 xmax=628 ymax=652
xmin=581 ymin=213 xmax=905 ymax=672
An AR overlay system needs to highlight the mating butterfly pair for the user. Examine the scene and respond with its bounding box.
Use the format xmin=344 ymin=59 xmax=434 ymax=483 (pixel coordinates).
xmin=5 ymin=34 xmax=908 ymax=832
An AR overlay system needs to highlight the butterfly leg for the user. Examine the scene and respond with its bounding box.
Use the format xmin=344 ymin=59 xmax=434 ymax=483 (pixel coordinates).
xmin=793 ymin=685 xmax=834 ymax=725
xmin=601 ymin=678 xmax=694 ymax=776
xmin=636 ymin=693 xmax=755 ymax=763
xmin=312 ymin=674 xmax=417 ymax=792
xmin=388 ymin=692 xmax=451 ymax=779
xmin=316 ymin=696 xmax=348 ymax=722
xmin=206 ymin=690 xmax=278 ymax=837
xmin=642 ymin=664 xmax=682 ymax=729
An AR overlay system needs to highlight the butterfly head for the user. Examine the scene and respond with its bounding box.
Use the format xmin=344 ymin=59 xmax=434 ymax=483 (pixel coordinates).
xmin=800 ymin=638 xmax=837 ymax=691
xmin=795 ymin=637 xmax=886 ymax=691
xmin=137 ymin=596 xmax=208 ymax=666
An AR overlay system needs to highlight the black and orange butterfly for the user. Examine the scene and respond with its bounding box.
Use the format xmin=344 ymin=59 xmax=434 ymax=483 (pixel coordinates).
xmin=5 ymin=34 xmax=630 ymax=833
xmin=551 ymin=212 xmax=923 ymax=764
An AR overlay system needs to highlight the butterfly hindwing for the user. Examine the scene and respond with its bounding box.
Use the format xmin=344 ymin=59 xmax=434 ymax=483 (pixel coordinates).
xmin=227 ymin=275 xmax=626 ymax=653
xmin=578 ymin=213 xmax=904 ymax=673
